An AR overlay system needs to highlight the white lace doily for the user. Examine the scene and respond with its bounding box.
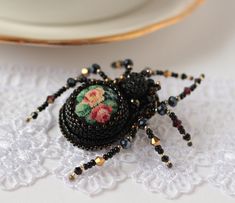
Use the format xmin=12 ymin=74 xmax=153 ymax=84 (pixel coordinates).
xmin=0 ymin=65 xmax=235 ymax=199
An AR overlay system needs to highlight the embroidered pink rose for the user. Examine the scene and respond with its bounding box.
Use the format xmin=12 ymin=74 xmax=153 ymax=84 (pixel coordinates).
xmin=90 ymin=104 xmax=113 ymax=123
xmin=83 ymin=87 xmax=104 ymax=107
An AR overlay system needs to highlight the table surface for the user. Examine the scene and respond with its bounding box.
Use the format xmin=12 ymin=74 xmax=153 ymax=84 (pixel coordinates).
xmin=0 ymin=0 xmax=235 ymax=202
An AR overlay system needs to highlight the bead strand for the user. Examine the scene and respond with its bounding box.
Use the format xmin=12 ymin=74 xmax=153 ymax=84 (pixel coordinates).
xmin=176 ymin=74 xmax=205 ymax=102
xmin=168 ymin=111 xmax=193 ymax=146
xmin=111 ymin=59 xmax=133 ymax=77
xmin=69 ymin=124 xmax=138 ymax=181
xmin=26 ymin=76 xmax=81 ymax=122
xmin=144 ymin=125 xmax=172 ymax=168
xmin=152 ymin=69 xmax=202 ymax=82
xmin=69 ymin=145 xmax=122 ymax=181
xmin=82 ymin=63 xmax=111 ymax=81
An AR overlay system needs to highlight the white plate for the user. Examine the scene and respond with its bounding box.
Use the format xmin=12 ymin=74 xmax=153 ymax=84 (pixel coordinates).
xmin=0 ymin=0 xmax=203 ymax=46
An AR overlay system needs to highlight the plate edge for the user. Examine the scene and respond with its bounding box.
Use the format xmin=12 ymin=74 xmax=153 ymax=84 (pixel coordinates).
xmin=0 ymin=0 xmax=204 ymax=46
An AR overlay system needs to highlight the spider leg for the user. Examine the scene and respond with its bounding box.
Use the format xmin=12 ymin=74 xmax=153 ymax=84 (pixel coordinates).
xmin=140 ymin=67 xmax=205 ymax=105
xmin=167 ymin=110 xmax=193 ymax=146
xmin=25 ymin=71 xmax=91 ymax=122
xmin=156 ymin=103 xmax=193 ymax=146
xmin=111 ymin=59 xmax=133 ymax=79
xmin=69 ymin=124 xmax=138 ymax=181
xmin=82 ymin=64 xmax=111 ymax=81
xmin=138 ymin=118 xmax=172 ymax=168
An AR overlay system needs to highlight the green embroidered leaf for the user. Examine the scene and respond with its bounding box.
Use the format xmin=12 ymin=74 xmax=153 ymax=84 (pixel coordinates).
xmin=85 ymin=115 xmax=96 ymax=124
xmin=75 ymin=103 xmax=91 ymax=117
xmin=103 ymin=100 xmax=118 ymax=112
xmin=76 ymin=89 xmax=89 ymax=103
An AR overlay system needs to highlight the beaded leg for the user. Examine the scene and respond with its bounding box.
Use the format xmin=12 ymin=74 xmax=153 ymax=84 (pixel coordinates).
xmin=26 ymin=63 xmax=116 ymax=122
xmin=138 ymin=118 xmax=172 ymax=168
xmin=69 ymin=124 xmax=138 ymax=181
xmin=168 ymin=111 xmax=192 ymax=146
xmin=111 ymin=59 xmax=133 ymax=78
xmin=157 ymin=104 xmax=193 ymax=146
xmin=82 ymin=64 xmax=111 ymax=81
xmin=25 ymin=74 xmax=89 ymax=122
xmin=140 ymin=68 xmax=205 ymax=146
xmin=141 ymin=67 xmax=205 ymax=106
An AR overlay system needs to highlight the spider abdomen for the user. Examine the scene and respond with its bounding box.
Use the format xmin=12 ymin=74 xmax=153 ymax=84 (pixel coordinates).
xmin=59 ymin=80 xmax=131 ymax=150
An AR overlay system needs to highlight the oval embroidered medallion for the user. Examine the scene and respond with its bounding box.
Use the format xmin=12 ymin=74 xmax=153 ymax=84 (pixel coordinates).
xmin=75 ymin=85 xmax=118 ymax=124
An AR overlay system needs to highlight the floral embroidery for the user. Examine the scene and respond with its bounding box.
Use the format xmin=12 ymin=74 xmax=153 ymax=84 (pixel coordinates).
xmin=83 ymin=87 xmax=104 ymax=107
xmin=90 ymin=104 xmax=112 ymax=123
xmin=75 ymin=85 xmax=118 ymax=124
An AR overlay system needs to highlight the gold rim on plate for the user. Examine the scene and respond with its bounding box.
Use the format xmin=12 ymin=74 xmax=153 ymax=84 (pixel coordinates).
xmin=0 ymin=0 xmax=204 ymax=46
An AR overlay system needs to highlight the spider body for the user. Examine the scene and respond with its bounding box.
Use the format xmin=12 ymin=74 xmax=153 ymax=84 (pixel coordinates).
xmin=27 ymin=59 xmax=204 ymax=181
xmin=59 ymin=72 xmax=158 ymax=150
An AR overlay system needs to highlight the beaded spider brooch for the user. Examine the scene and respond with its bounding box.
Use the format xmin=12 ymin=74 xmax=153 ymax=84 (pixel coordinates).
xmin=26 ymin=59 xmax=204 ymax=181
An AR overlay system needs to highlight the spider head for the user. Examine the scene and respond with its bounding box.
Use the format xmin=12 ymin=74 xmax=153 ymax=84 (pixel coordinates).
xmin=119 ymin=72 xmax=160 ymax=100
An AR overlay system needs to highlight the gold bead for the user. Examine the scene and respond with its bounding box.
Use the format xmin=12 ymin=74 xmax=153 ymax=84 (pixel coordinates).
xmin=114 ymin=61 xmax=122 ymax=68
xmin=95 ymin=156 xmax=105 ymax=166
xmin=119 ymin=75 xmax=124 ymax=80
xmin=164 ymin=70 xmax=171 ymax=77
xmin=68 ymin=173 xmax=77 ymax=181
xmin=81 ymin=68 xmax=89 ymax=76
xmin=151 ymin=136 xmax=160 ymax=146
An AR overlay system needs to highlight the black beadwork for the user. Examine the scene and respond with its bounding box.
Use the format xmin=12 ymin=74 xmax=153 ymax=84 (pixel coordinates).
xmin=26 ymin=59 xmax=204 ymax=180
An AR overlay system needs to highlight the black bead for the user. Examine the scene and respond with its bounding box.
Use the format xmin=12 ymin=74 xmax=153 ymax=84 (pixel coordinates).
xmin=147 ymin=79 xmax=155 ymax=86
xmin=107 ymin=152 xmax=113 ymax=158
xmin=183 ymin=133 xmax=191 ymax=141
xmin=90 ymin=159 xmax=96 ymax=166
xmin=37 ymin=106 xmax=44 ymax=112
xmin=148 ymin=87 xmax=157 ymax=95
xmin=146 ymin=128 xmax=154 ymax=139
xmin=153 ymin=83 xmax=161 ymax=91
xmin=138 ymin=118 xmax=148 ymax=129
xmin=67 ymin=78 xmax=77 ymax=87
xmin=90 ymin=64 xmax=100 ymax=73
xmin=161 ymin=155 xmax=169 ymax=162
xmin=41 ymin=101 xmax=49 ymax=108
xmin=31 ymin=112 xmax=38 ymax=119
xmin=178 ymin=126 xmax=185 ymax=134
xmin=99 ymin=71 xmax=105 ymax=77
xmin=74 ymin=167 xmax=82 ymax=175
xmin=167 ymin=162 xmax=173 ymax=168
xmin=180 ymin=93 xmax=186 ymax=99
xmin=114 ymin=146 xmax=120 ymax=153
xmin=77 ymin=75 xmax=87 ymax=82
xmin=181 ymin=73 xmax=187 ymax=80
xmin=110 ymin=148 xmax=117 ymax=154
xmin=123 ymin=59 xmax=133 ymax=68
xmin=83 ymin=163 xmax=89 ymax=170
xmin=87 ymin=162 xmax=93 ymax=168
xmin=187 ymin=142 xmax=193 ymax=147
xmin=168 ymin=96 xmax=178 ymax=107
xmin=156 ymin=70 xmax=164 ymax=75
xmin=195 ymin=78 xmax=201 ymax=84
xmin=155 ymin=145 xmax=164 ymax=154
xmin=172 ymin=72 xmax=178 ymax=78
xmin=157 ymin=103 xmax=167 ymax=116
xmin=190 ymin=84 xmax=197 ymax=91
xmin=169 ymin=112 xmax=177 ymax=120
xmin=103 ymin=154 xmax=109 ymax=160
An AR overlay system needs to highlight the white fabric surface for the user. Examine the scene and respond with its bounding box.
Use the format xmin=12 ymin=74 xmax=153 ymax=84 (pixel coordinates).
xmin=0 ymin=65 xmax=234 ymax=199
